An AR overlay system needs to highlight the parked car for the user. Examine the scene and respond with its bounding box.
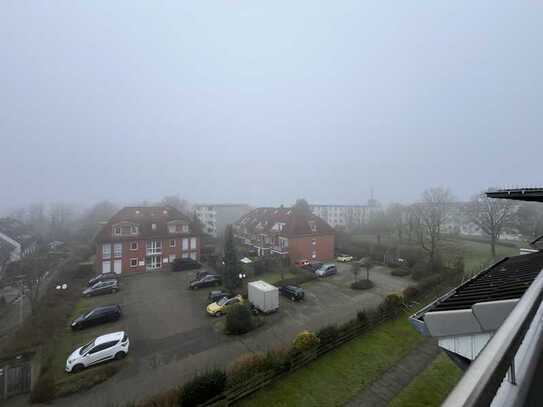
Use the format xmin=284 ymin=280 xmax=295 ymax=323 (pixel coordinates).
xmin=206 ymin=294 xmax=244 ymax=316
xmin=302 ymin=261 xmax=323 ymax=273
xmin=336 ymin=254 xmax=354 ymax=262
xmin=279 ymin=285 xmax=305 ymax=301
xmin=171 ymin=257 xmax=202 ymax=272
xmin=82 ymin=279 xmax=119 ymax=297
xmin=195 ymin=270 xmax=211 ymax=280
xmin=65 ymin=331 xmax=129 ymax=373
xmin=208 ymin=290 xmax=233 ymax=304
xmin=71 ymin=304 xmax=122 ymax=330
xmin=189 ymin=274 xmax=222 ymax=290
xmin=88 ymin=273 xmax=118 ymax=287
xmin=295 ymin=259 xmax=311 ymax=267
xmin=315 ymin=263 xmax=337 ymax=277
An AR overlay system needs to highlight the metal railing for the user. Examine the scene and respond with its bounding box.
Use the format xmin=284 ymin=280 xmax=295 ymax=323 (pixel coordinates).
xmin=442 ymin=269 xmax=543 ymax=407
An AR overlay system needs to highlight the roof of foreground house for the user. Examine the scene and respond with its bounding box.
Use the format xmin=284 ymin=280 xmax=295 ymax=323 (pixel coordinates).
xmin=486 ymin=188 xmax=543 ymax=202
xmin=95 ymin=206 xmax=198 ymax=243
xmin=236 ymin=206 xmax=335 ymax=237
xmin=0 ymin=218 xmax=37 ymax=248
xmin=422 ymin=251 xmax=543 ymax=313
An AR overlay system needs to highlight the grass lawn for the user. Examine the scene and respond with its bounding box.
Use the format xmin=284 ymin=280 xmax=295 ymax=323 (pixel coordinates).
xmin=250 ymin=270 xmax=296 ymax=285
xmin=389 ymin=353 xmax=462 ymax=407
xmin=351 ymin=234 xmax=519 ymax=273
xmin=238 ymin=316 xmax=423 ymax=407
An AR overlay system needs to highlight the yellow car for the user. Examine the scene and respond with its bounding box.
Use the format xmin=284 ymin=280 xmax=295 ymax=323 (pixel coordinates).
xmin=336 ymin=254 xmax=354 ymax=262
xmin=206 ymin=295 xmax=244 ymax=317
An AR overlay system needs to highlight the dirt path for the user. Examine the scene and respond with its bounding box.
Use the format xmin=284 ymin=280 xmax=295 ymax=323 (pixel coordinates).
xmin=345 ymin=338 xmax=441 ymax=407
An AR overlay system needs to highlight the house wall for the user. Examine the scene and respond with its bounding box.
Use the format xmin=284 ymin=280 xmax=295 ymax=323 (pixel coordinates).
xmin=95 ymin=236 xmax=201 ymax=274
xmin=287 ymin=234 xmax=335 ymax=262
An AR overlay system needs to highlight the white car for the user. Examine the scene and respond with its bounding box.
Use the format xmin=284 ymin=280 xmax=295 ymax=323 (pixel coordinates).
xmin=65 ymin=331 xmax=129 ymax=373
xmin=336 ymin=254 xmax=354 ymax=262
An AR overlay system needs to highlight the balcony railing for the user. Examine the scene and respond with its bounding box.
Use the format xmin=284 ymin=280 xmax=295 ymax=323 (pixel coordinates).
xmin=442 ymin=269 xmax=543 ymax=407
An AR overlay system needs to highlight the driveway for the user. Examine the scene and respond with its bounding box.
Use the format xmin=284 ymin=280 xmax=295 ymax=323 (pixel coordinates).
xmin=44 ymin=264 xmax=413 ymax=407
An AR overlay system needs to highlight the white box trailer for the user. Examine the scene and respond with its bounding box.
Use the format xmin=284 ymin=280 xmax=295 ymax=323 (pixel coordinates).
xmin=248 ymin=280 xmax=279 ymax=313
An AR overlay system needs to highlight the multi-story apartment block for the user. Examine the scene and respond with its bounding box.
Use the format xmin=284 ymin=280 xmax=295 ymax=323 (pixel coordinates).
xmin=95 ymin=206 xmax=201 ymax=274
xmin=194 ymin=204 xmax=251 ymax=238
xmin=310 ymin=202 xmax=379 ymax=229
xmin=234 ymin=204 xmax=335 ymax=262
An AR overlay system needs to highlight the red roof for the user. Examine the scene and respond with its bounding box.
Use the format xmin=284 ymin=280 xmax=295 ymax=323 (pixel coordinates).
xmin=95 ymin=206 xmax=199 ymax=243
xmin=236 ymin=206 xmax=335 ymax=237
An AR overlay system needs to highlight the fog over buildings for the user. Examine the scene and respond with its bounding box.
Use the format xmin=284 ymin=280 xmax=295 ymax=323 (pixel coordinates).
xmin=1 ymin=1 xmax=542 ymax=212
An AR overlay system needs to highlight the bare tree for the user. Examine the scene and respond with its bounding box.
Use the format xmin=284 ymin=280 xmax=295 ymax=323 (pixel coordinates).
xmin=413 ymin=187 xmax=454 ymax=267
xmin=351 ymin=261 xmax=361 ymax=282
xmin=465 ymin=192 xmax=517 ymax=258
xmin=387 ymin=203 xmax=406 ymax=241
xmin=160 ymin=195 xmax=191 ymax=215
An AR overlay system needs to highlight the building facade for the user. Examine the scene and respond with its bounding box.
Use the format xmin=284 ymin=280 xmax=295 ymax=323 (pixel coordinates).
xmin=95 ymin=206 xmax=201 ymax=274
xmin=310 ymin=202 xmax=379 ymax=229
xmin=194 ymin=204 xmax=251 ymax=238
xmin=0 ymin=218 xmax=38 ymax=271
xmin=233 ymin=205 xmax=335 ymax=262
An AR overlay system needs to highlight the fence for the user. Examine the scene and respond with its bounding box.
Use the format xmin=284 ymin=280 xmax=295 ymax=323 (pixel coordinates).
xmin=199 ymin=307 xmax=409 ymax=407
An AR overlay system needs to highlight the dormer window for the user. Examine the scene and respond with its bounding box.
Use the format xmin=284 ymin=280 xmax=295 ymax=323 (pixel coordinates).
xmin=309 ymin=221 xmax=317 ymax=232
xmin=113 ymin=223 xmax=139 ymax=236
xmin=168 ymin=221 xmax=190 ymax=234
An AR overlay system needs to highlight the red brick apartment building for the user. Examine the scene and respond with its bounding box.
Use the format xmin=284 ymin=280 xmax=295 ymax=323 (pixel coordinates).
xmin=95 ymin=206 xmax=201 ymax=274
xmin=233 ymin=205 xmax=335 ymax=263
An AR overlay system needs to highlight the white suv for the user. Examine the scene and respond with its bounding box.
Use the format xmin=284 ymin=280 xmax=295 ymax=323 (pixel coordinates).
xmin=65 ymin=331 xmax=129 ymax=373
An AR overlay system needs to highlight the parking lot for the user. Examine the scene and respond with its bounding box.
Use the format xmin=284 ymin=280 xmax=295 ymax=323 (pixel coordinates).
xmin=54 ymin=263 xmax=414 ymax=407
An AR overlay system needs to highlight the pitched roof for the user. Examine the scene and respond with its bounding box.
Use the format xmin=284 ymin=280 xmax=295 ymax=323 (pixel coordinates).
xmin=95 ymin=206 xmax=197 ymax=242
xmin=487 ymin=188 xmax=543 ymax=202
xmin=427 ymin=251 xmax=543 ymax=313
xmin=0 ymin=218 xmax=37 ymax=247
xmin=236 ymin=206 xmax=335 ymax=237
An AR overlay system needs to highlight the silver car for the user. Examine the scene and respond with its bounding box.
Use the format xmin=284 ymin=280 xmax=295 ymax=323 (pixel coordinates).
xmin=82 ymin=279 xmax=119 ymax=297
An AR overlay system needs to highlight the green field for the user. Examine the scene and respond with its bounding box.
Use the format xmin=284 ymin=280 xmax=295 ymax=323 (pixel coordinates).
xmin=238 ymin=316 xmax=423 ymax=407
xmin=351 ymin=234 xmax=519 ymax=272
xmin=390 ymin=353 xmax=462 ymax=407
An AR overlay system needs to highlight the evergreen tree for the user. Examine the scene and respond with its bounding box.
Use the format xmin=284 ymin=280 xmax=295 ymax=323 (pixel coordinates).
xmin=223 ymin=225 xmax=240 ymax=290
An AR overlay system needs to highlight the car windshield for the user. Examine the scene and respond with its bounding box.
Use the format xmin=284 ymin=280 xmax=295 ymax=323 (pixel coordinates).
xmin=79 ymin=340 xmax=95 ymax=355
xmin=217 ymin=297 xmax=229 ymax=306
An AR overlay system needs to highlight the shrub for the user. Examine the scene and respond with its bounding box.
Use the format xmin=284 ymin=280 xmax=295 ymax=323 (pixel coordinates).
xmin=30 ymin=372 xmax=56 ymax=403
xmin=417 ymin=274 xmax=443 ymax=294
xmin=391 ymin=267 xmax=411 ymax=277
xmin=316 ymin=325 xmax=339 ymax=345
xmin=179 ymin=370 xmax=226 ymax=407
xmin=139 ymin=389 xmax=180 ymax=407
xmin=356 ymin=310 xmax=369 ymax=325
xmin=227 ymin=348 xmax=288 ymax=388
xmin=378 ymin=293 xmax=404 ymax=317
xmin=225 ymin=303 xmax=254 ymax=335
xmin=403 ymin=286 xmax=420 ymax=301
xmin=292 ymin=331 xmax=320 ymax=352
xmin=350 ymin=279 xmax=374 ymax=290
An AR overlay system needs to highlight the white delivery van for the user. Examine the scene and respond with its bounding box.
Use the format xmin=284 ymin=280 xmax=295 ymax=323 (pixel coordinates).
xmin=248 ymin=280 xmax=279 ymax=314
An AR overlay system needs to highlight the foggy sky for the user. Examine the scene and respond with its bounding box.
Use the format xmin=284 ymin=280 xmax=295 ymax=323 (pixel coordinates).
xmin=1 ymin=1 xmax=542 ymax=211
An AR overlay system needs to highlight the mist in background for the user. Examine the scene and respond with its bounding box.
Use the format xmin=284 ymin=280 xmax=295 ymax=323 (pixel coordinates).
xmin=1 ymin=1 xmax=542 ymax=212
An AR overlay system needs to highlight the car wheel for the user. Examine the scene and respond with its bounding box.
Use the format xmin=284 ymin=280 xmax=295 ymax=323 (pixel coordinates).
xmin=291 ymin=296 xmax=295 ymax=301
xmin=216 ymin=311 xmax=222 ymax=317
xmin=115 ymin=352 xmax=126 ymax=360
xmin=72 ymin=364 xmax=84 ymax=373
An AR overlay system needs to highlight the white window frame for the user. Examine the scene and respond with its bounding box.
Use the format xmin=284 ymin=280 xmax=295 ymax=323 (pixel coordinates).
xmin=190 ymin=237 xmax=197 ymax=250
xmin=130 ymin=241 xmax=138 ymax=251
xmin=102 ymin=244 xmax=111 ymax=259
xmin=170 ymin=239 xmax=176 ymax=248
xmin=130 ymin=258 xmax=138 ymax=267
xmin=113 ymin=243 xmax=122 ymax=258
xmin=146 ymin=240 xmax=162 ymax=255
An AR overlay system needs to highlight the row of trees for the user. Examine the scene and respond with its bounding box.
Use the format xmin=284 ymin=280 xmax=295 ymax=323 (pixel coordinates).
xmin=363 ymin=187 xmax=542 ymax=264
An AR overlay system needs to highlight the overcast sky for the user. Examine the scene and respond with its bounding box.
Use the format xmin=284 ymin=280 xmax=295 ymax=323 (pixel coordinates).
xmin=1 ymin=1 xmax=542 ymax=211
